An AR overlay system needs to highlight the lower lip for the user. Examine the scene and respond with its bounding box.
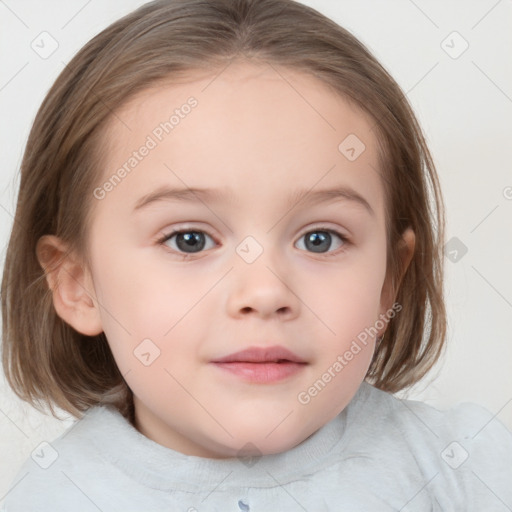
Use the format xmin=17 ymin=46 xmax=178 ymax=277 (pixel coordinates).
xmin=211 ymin=361 xmax=306 ymax=383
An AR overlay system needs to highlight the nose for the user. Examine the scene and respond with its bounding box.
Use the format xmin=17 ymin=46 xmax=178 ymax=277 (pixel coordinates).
xmin=225 ymin=253 xmax=301 ymax=321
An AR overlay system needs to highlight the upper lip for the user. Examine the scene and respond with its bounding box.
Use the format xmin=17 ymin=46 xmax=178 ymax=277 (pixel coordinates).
xmin=211 ymin=345 xmax=307 ymax=364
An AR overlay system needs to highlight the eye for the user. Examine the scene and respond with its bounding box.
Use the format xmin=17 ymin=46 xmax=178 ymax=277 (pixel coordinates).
xmin=157 ymin=226 xmax=349 ymax=257
xmin=295 ymin=228 xmax=348 ymax=255
xmin=158 ymin=229 xmax=216 ymax=255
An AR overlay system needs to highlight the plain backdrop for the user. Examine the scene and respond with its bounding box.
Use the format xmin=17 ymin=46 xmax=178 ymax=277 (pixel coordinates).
xmin=0 ymin=0 xmax=511 ymax=502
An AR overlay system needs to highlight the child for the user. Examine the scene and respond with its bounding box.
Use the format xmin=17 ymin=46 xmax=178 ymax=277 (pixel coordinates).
xmin=1 ymin=0 xmax=511 ymax=509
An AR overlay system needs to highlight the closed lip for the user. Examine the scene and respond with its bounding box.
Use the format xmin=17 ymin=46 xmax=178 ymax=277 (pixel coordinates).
xmin=211 ymin=345 xmax=307 ymax=364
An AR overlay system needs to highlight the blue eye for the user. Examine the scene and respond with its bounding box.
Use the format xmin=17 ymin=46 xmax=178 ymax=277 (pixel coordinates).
xmin=295 ymin=229 xmax=347 ymax=254
xmin=159 ymin=230 xmax=216 ymax=254
xmin=158 ymin=227 xmax=348 ymax=257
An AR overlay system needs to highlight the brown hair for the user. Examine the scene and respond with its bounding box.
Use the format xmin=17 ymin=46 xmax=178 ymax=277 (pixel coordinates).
xmin=1 ymin=0 xmax=446 ymax=423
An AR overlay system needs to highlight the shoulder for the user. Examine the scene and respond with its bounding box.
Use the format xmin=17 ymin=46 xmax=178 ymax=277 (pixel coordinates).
xmin=362 ymin=381 xmax=511 ymax=439
xmin=1 ymin=405 xmax=127 ymax=511
xmin=357 ymin=382 xmax=512 ymax=508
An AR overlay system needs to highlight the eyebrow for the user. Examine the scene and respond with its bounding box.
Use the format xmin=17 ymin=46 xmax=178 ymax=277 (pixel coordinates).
xmin=133 ymin=184 xmax=374 ymax=216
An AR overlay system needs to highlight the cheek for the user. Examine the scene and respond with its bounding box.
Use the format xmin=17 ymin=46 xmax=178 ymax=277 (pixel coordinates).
xmin=303 ymin=251 xmax=387 ymax=337
xmin=90 ymin=244 xmax=209 ymax=373
xmin=295 ymin=253 xmax=387 ymax=405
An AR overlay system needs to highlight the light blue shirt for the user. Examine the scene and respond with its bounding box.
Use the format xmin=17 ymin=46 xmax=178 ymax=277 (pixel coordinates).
xmin=2 ymin=381 xmax=512 ymax=511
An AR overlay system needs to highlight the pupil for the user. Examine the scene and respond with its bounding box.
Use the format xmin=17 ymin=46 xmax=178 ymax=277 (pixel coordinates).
xmin=177 ymin=232 xmax=205 ymax=253
xmin=174 ymin=231 xmax=332 ymax=254
xmin=306 ymin=231 xmax=331 ymax=253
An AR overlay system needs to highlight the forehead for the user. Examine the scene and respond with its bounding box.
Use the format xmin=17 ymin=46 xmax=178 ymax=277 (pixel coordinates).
xmin=112 ymin=61 xmax=377 ymax=142
xmin=95 ymin=60 xmax=385 ymax=217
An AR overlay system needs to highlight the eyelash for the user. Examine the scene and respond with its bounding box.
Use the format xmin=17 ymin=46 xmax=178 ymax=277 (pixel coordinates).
xmin=156 ymin=226 xmax=350 ymax=259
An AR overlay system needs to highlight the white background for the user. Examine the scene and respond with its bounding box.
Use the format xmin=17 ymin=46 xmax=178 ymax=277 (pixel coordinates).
xmin=0 ymin=0 xmax=511 ymax=501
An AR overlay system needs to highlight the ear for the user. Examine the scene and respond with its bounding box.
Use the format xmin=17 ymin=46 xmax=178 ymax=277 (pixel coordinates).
xmin=379 ymin=227 xmax=415 ymax=325
xmin=36 ymin=235 xmax=103 ymax=336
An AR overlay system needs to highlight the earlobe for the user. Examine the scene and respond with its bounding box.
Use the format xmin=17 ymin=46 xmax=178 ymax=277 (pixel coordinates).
xmin=398 ymin=227 xmax=415 ymax=276
xmin=36 ymin=235 xmax=103 ymax=336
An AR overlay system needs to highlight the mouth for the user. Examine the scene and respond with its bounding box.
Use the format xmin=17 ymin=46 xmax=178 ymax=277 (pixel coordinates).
xmin=211 ymin=345 xmax=306 ymax=364
xmin=210 ymin=345 xmax=308 ymax=383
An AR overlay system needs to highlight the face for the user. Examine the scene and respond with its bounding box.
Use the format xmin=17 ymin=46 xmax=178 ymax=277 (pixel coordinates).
xmin=84 ymin=60 xmax=393 ymax=458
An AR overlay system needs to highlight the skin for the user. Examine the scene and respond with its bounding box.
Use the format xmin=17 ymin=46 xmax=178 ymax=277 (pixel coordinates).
xmin=37 ymin=60 xmax=415 ymax=459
